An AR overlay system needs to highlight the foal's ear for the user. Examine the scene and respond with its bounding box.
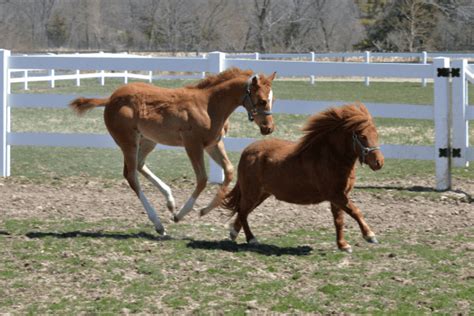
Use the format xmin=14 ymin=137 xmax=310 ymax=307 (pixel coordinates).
xmin=268 ymin=72 xmax=277 ymax=82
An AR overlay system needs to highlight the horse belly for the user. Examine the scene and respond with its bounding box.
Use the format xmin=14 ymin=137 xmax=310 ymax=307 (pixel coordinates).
xmin=264 ymin=174 xmax=323 ymax=205
xmin=138 ymin=122 xmax=184 ymax=146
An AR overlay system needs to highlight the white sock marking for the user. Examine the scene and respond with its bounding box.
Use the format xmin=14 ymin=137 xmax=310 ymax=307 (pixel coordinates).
xmin=268 ymin=89 xmax=273 ymax=109
xmin=138 ymin=191 xmax=162 ymax=230
xmin=141 ymin=165 xmax=175 ymax=208
xmin=175 ymin=196 xmax=196 ymax=220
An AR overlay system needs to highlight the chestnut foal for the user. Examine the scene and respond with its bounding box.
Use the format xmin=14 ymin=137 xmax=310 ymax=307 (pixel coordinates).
xmin=71 ymin=68 xmax=276 ymax=235
xmin=222 ymin=103 xmax=384 ymax=253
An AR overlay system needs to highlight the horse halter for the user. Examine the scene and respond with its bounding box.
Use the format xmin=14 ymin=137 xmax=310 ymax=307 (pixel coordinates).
xmin=242 ymin=74 xmax=273 ymax=122
xmin=352 ymin=132 xmax=380 ymax=164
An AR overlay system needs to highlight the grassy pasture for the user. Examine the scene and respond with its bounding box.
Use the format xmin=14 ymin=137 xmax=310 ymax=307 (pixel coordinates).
xmin=1 ymin=78 xmax=473 ymax=314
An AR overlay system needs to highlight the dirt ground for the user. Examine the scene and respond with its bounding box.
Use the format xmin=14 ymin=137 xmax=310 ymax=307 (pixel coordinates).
xmin=1 ymin=176 xmax=472 ymax=240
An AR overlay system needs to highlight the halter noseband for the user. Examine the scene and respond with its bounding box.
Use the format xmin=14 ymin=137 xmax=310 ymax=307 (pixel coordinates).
xmin=243 ymin=74 xmax=273 ymax=122
xmin=352 ymin=133 xmax=380 ymax=164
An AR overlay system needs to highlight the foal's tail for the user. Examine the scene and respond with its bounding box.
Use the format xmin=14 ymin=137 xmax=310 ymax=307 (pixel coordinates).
xmin=70 ymin=97 xmax=109 ymax=116
xmin=221 ymin=180 xmax=242 ymax=217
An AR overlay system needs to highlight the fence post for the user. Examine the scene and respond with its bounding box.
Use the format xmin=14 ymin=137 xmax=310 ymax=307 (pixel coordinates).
xmin=433 ymin=57 xmax=451 ymax=190
xmin=421 ymin=51 xmax=428 ymax=87
xmin=364 ymin=51 xmax=370 ymax=86
xmin=24 ymin=69 xmax=29 ymax=90
xmin=49 ymin=69 xmax=55 ymax=88
xmin=310 ymin=52 xmax=316 ymax=85
xmin=451 ymin=59 xmax=469 ymax=168
xmin=201 ymin=54 xmax=207 ymax=79
xmin=1 ymin=49 xmax=11 ymax=177
xmin=99 ymin=51 xmax=105 ymax=86
xmin=207 ymin=52 xmax=226 ymax=184
xmin=75 ymin=52 xmax=81 ymax=87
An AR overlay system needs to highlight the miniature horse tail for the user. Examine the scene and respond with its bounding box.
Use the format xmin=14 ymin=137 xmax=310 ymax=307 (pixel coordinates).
xmin=70 ymin=97 xmax=109 ymax=116
xmin=221 ymin=180 xmax=242 ymax=217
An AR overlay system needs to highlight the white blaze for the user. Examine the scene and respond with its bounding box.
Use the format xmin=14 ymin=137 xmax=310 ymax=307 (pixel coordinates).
xmin=268 ymin=89 xmax=273 ymax=109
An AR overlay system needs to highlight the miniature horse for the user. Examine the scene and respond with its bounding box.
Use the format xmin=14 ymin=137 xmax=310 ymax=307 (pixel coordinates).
xmin=70 ymin=68 xmax=276 ymax=235
xmin=222 ymin=103 xmax=384 ymax=253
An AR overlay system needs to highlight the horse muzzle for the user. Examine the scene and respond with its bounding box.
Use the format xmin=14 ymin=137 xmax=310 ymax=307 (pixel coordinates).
xmin=259 ymin=125 xmax=274 ymax=135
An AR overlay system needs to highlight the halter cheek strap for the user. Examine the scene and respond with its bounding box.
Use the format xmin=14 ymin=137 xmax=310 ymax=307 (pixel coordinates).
xmin=243 ymin=74 xmax=273 ymax=122
xmin=352 ymin=133 xmax=380 ymax=165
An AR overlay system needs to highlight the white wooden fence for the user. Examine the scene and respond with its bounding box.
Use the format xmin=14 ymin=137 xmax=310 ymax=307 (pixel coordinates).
xmin=1 ymin=49 xmax=473 ymax=190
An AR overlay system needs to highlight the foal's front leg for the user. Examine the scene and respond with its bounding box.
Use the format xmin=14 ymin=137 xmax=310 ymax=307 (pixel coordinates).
xmin=173 ymin=138 xmax=207 ymax=222
xmin=199 ymin=140 xmax=234 ymax=217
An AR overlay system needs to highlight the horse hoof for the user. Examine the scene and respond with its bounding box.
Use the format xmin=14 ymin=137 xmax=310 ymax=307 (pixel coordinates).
xmin=167 ymin=201 xmax=176 ymax=213
xmin=364 ymin=236 xmax=379 ymax=244
xmin=340 ymin=246 xmax=353 ymax=253
xmin=229 ymin=229 xmax=238 ymax=241
xmin=248 ymin=238 xmax=259 ymax=245
xmin=155 ymin=226 xmax=166 ymax=236
xmin=172 ymin=214 xmax=180 ymax=223
xmin=199 ymin=208 xmax=210 ymax=217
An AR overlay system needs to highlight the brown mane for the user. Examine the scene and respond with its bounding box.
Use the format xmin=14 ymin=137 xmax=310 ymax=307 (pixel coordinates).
xmin=295 ymin=103 xmax=374 ymax=153
xmin=188 ymin=67 xmax=254 ymax=89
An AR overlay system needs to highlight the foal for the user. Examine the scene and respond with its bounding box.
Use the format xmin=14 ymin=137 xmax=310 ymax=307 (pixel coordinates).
xmin=222 ymin=103 xmax=384 ymax=252
xmin=71 ymin=68 xmax=276 ymax=235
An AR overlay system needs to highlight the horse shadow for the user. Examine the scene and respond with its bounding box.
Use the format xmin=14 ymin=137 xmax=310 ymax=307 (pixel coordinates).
xmin=24 ymin=230 xmax=313 ymax=257
xmin=25 ymin=230 xmax=173 ymax=241
xmin=186 ymin=239 xmax=313 ymax=257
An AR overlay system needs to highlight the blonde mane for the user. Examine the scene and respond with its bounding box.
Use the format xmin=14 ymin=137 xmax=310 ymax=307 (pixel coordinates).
xmin=188 ymin=67 xmax=254 ymax=89
xmin=296 ymin=103 xmax=374 ymax=153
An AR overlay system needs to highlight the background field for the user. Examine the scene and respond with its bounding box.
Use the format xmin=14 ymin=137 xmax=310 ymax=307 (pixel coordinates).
xmin=1 ymin=78 xmax=473 ymax=314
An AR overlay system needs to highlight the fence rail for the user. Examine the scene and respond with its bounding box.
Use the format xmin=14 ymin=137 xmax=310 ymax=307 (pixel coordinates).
xmin=1 ymin=49 xmax=472 ymax=190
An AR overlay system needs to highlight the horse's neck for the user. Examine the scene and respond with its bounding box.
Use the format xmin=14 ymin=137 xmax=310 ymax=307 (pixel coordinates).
xmin=207 ymin=77 xmax=247 ymax=121
xmin=303 ymin=132 xmax=358 ymax=170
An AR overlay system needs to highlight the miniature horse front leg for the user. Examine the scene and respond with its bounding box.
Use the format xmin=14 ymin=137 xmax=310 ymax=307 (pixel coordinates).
xmin=199 ymin=140 xmax=234 ymax=217
xmin=173 ymin=138 xmax=207 ymax=222
xmin=333 ymin=197 xmax=378 ymax=245
xmin=330 ymin=203 xmax=352 ymax=253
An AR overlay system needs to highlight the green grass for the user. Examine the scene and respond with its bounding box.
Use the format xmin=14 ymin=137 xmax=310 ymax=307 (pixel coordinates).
xmin=1 ymin=218 xmax=472 ymax=314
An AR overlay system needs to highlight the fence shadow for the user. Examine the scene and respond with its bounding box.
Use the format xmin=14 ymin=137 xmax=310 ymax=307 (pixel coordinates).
xmin=25 ymin=230 xmax=174 ymax=241
xmin=356 ymin=185 xmax=473 ymax=203
xmin=186 ymin=239 xmax=313 ymax=257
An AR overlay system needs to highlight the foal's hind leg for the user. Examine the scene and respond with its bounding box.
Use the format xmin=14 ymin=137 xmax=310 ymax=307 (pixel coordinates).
xmin=120 ymin=136 xmax=165 ymax=235
xmin=199 ymin=140 xmax=234 ymax=217
xmin=137 ymin=137 xmax=176 ymax=213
